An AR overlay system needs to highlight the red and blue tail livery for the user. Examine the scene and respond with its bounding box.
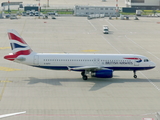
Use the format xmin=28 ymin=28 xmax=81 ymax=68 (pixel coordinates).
xmin=4 ymin=29 xmax=156 ymax=80
xmin=4 ymin=29 xmax=33 ymax=61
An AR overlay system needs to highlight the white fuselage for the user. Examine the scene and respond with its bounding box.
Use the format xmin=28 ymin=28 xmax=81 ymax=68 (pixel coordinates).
xmin=5 ymin=29 xmax=156 ymax=79
xmin=18 ymin=53 xmax=155 ymax=71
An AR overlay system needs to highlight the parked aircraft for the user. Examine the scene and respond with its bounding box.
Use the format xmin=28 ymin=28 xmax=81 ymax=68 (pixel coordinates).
xmin=4 ymin=29 xmax=155 ymax=80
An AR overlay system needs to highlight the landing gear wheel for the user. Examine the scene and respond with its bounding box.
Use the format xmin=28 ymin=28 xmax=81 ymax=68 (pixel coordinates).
xmin=133 ymin=70 xmax=137 ymax=79
xmin=81 ymin=71 xmax=85 ymax=76
xmin=82 ymin=75 xmax=88 ymax=80
xmin=134 ymin=75 xmax=137 ymax=79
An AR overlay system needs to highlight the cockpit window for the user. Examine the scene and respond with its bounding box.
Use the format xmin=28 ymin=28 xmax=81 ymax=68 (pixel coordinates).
xmin=144 ymin=59 xmax=149 ymax=62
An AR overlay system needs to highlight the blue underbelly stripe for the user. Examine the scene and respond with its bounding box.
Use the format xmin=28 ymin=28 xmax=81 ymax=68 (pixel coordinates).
xmin=31 ymin=66 xmax=155 ymax=71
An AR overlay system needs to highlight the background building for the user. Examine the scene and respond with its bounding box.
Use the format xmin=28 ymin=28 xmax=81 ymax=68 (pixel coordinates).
xmin=125 ymin=0 xmax=160 ymax=10
xmin=74 ymin=5 xmax=119 ymax=17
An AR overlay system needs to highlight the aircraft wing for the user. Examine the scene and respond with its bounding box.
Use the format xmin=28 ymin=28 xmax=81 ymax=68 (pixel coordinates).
xmin=68 ymin=66 xmax=103 ymax=71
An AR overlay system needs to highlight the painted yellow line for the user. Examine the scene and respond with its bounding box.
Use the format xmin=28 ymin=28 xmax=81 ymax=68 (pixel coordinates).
xmin=0 ymin=80 xmax=12 ymax=83
xmin=0 ymin=67 xmax=21 ymax=71
xmin=0 ymin=79 xmax=12 ymax=100
xmin=0 ymin=82 xmax=7 ymax=100
xmin=0 ymin=47 xmax=10 ymax=50
xmin=82 ymin=50 xmax=99 ymax=52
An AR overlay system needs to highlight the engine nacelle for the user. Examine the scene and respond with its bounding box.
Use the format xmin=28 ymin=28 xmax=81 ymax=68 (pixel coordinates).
xmin=91 ymin=69 xmax=113 ymax=78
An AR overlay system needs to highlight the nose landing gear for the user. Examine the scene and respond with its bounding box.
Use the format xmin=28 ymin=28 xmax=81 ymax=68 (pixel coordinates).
xmin=133 ymin=70 xmax=137 ymax=78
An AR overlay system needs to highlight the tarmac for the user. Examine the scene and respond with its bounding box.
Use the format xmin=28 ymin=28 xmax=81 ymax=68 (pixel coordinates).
xmin=0 ymin=15 xmax=160 ymax=120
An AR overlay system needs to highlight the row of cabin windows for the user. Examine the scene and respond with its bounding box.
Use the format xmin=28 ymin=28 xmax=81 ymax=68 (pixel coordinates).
xmin=44 ymin=59 xmax=132 ymax=62
xmin=77 ymin=8 xmax=114 ymax=10
xmin=86 ymin=13 xmax=116 ymax=15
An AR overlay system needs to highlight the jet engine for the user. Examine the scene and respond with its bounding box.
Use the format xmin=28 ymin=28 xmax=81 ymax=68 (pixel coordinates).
xmin=91 ymin=69 xmax=113 ymax=78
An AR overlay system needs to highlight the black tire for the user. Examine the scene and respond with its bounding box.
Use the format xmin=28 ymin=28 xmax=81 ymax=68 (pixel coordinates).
xmin=134 ymin=75 xmax=137 ymax=79
xmin=81 ymin=71 xmax=85 ymax=76
xmin=82 ymin=75 xmax=88 ymax=80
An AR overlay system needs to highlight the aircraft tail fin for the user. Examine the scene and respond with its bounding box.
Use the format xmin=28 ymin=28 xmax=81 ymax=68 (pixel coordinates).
xmin=4 ymin=29 xmax=34 ymax=61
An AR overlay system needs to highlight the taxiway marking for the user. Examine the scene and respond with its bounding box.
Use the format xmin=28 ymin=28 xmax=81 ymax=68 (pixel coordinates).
xmin=0 ymin=79 xmax=12 ymax=101
xmin=0 ymin=67 xmax=20 ymax=72
xmin=87 ymin=20 xmax=97 ymax=31
xmin=0 ymin=111 xmax=26 ymax=118
xmin=0 ymin=80 xmax=12 ymax=83
xmin=0 ymin=83 xmax=7 ymax=100
xmin=105 ymin=19 xmax=118 ymax=31
xmin=0 ymin=47 xmax=10 ymax=50
xmin=82 ymin=50 xmax=99 ymax=52
xmin=140 ymin=72 xmax=160 ymax=92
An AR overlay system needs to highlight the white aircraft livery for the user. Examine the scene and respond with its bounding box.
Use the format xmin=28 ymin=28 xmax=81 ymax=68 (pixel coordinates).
xmin=4 ymin=29 xmax=155 ymax=80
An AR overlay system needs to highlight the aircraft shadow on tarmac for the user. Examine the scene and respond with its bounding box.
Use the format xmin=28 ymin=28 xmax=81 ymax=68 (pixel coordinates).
xmin=24 ymin=76 xmax=160 ymax=91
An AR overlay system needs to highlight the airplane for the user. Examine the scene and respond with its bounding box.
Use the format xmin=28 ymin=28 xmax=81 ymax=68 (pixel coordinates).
xmin=4 ymin=29 xmax=155 ymax=80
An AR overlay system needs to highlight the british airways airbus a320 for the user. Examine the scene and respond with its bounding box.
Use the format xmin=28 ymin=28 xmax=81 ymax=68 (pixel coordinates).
xmin=4 ymin=29 xmax=155 ymax=80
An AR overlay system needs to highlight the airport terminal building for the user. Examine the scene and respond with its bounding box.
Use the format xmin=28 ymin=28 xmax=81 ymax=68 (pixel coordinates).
xmin=74 ymin=5 xmax=119 ymax=17
xmin=125 ymin=0 xmax=160 ymax=9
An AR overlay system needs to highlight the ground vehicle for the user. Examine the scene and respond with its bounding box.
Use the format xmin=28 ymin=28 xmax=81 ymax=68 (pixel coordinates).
xmin=52 ymin=16 xmax=56 ymax=19
xmin=10 ymin=15 xmax=18 ymax=19
xmin=103 ymin=25 xmax=109 ymax=34
xmin=26 ymin=10 xmax=30 ymax=15
xmin=136 ymin=10 xmax=142 ymax=16
xmin=47 ymin=12 xmax=55 ymax=15
xmin=22 ymin=12 xmax=26 ymax=16
xmin=35 ymin=11 xmax=39 ymax=16
xmin=29 ymin=11 xmax=34 ymax=16
xmin=5 ymin=14 xmax=10 ymax=18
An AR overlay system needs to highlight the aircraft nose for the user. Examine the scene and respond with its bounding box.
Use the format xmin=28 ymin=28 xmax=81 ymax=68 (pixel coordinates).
xmin=150 ymin=61 xmax=156 ymax=68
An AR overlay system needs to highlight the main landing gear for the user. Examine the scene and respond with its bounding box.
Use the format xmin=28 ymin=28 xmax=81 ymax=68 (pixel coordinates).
xmin=133 ymin=70 xmax=137 ymax=79
xmin=81 ymin=70 xmax=138 ymax=80
xmin=81 ymin=71 xmax=88 ymax=80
